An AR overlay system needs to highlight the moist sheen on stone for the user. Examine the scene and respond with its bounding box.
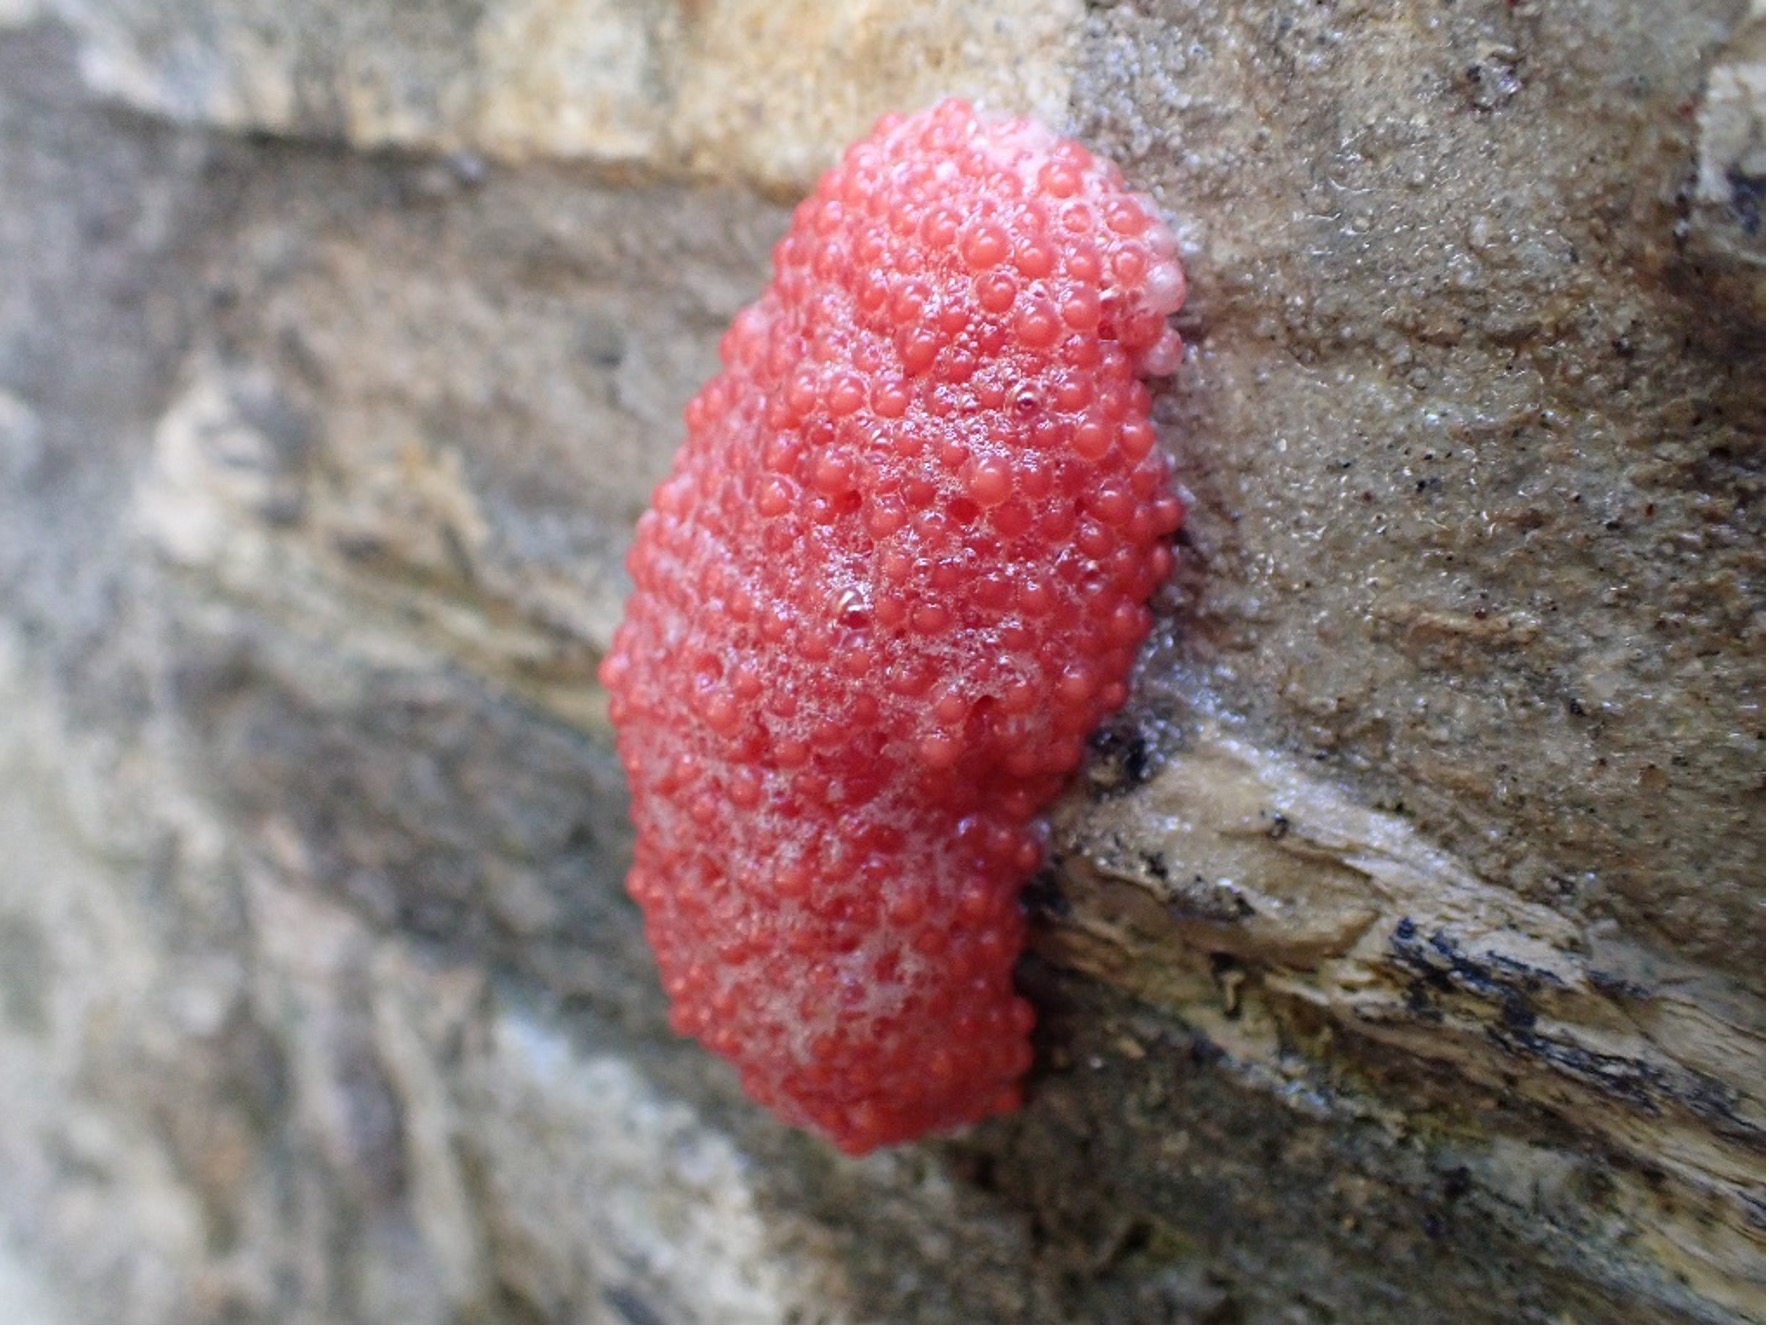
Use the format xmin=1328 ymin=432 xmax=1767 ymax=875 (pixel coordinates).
xmin=599 ymin=98 xmax=1186 ymax=1154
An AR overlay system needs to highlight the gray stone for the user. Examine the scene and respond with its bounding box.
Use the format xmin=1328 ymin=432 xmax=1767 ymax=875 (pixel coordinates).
xmin=0 ymin=2 xmax=1759 ymax=1322
xmin=16 ymin=0 xmax=1081 ymax=190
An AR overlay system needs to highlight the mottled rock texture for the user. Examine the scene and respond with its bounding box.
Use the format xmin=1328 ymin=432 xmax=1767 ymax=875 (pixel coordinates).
xmin=0 ymin=0 xmax=1761 ymax=1322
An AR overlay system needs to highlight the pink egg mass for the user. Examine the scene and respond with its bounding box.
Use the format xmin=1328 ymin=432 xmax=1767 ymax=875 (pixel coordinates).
xmin=599 ymin=98 xmax=1187 ymax=1153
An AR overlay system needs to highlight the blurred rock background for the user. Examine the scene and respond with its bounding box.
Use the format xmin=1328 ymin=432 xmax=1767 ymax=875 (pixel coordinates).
xmin=0 ymin=0 xmax=1761 ymax=1320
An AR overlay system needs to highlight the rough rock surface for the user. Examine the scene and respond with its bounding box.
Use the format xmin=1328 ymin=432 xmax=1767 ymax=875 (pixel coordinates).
xmin=0 ymin=1 xmax=1760 ymax=1322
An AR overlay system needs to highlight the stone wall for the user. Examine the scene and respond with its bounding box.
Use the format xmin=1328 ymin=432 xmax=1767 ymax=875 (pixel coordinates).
xmin=0 ymin=0 xmax=1761 ymax=1321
